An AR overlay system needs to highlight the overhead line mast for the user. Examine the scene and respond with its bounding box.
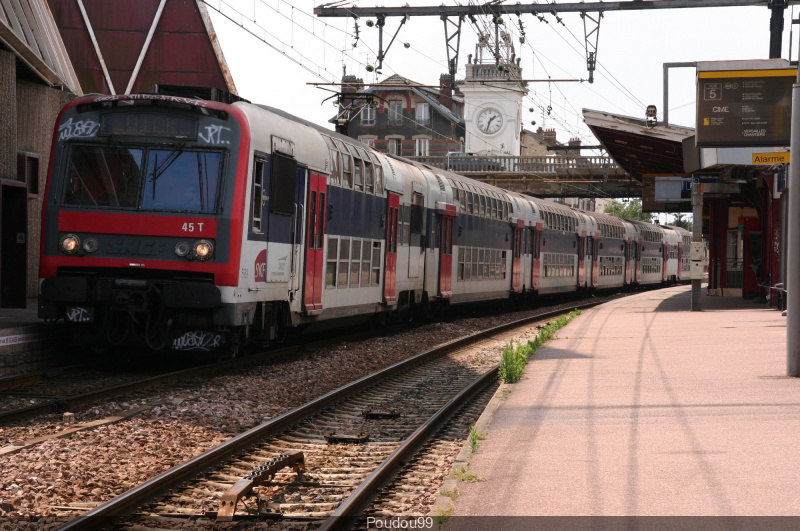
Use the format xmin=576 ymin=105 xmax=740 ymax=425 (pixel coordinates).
xmin=315 ymin=0 xmax=796 ymax=85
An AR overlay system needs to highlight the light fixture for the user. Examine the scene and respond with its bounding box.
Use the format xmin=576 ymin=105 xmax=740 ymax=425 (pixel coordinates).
xmin=174 ymin=241 xmax=191 ymax=257
xmin=193 ymin=240 xmax=214 ymax=261
xmin=59 ymin=233 xmax=80 ymax=255
xmin=82 ymin=237 xmax=99 ymax=253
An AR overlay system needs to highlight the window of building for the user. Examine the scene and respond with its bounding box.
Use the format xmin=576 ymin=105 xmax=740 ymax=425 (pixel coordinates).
xmin=359 ymin=137 xmax=376 ymax=148
xmin=415 ymin=138 xmax=429 ymax=157
xmin=361 ymin=105 xmax=375 ymax=126
xmin=388 ymin=101 xmax=403 ymax=126
xmin=415 ymin=103 xmax=430 ymax=126
xmin=388 ymin=138 xmax=402 ymax=156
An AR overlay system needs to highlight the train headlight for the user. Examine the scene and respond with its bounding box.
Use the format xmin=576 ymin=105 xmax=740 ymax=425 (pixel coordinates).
xmin=82 ymin=237 xmax=99 ymax=253
xmin=193 ymin=240 xmax=214 ymax=261
xmin=59 ymin=234 xmax=80 ymax=255
xmin=174 ymin=241 xmax=191 ymax=257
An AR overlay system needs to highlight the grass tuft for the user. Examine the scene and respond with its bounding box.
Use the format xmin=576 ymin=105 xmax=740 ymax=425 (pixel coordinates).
xmin=498 ymin=309 xmax=582 ymax=384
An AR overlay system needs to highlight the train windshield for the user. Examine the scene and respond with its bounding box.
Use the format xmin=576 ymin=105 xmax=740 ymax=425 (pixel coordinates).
xmin=64 ymin=145 xmax=222 ymax=213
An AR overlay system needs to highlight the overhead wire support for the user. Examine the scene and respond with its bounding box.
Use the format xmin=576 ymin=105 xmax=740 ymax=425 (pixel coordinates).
xmin=375 ymin=14 xmax=408 ymax=73
xmin=581 ymin=10 xmax=603 ymax=83
xmin=442 ymin=13 xmax=464 ymax=81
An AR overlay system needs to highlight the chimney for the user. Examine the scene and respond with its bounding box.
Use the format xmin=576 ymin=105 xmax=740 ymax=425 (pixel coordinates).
xmin=543 ymin=128 xmax=557 ymax=146
xmin=567 ymin=137 xmax=581 ymax=158
xmin=341 ymin=74 xmax=363 ymax=109
xmin=439 ymin=73 xmax=453 ymax=110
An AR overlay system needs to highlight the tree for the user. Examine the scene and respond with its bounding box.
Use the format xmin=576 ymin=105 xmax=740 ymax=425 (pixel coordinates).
xmin=670 ymin=213 xmax=692 ymax=231
xmin=603 ymin=198 xmax=653 ymax=223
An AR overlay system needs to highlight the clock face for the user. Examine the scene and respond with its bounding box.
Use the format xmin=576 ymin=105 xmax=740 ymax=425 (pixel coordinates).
xmin=477 ymin=107 xmax=504 ymax=135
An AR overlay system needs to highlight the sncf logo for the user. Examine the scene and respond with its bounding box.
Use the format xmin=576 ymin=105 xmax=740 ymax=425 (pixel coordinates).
xmin=254 ymin=249 xmax=267 ymax=282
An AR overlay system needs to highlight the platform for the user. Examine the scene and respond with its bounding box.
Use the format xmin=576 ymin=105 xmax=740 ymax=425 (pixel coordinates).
xmin=448 ymin=285 xmax=796 ymax=522
xmin=0 ymin=298 xmax=61 ymax=375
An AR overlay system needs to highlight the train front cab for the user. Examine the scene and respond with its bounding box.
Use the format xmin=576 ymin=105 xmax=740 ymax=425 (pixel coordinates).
xmin=38 ymin=95 xmax=249 ymax=351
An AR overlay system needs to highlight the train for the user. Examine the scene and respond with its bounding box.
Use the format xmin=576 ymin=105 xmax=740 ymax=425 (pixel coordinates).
xmin=37 ymin=93 xmax=691 ymax=354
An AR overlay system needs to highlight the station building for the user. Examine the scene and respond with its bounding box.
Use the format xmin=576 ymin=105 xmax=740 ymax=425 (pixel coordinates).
xmin=0 ymin=0 xmax=236 ymax=308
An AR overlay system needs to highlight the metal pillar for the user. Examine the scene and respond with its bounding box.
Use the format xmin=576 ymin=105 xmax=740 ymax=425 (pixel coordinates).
xmin=787 ymin=76 xmax=800 ymax=375
xmin=691 ymin=182 xmax=703 ymax=311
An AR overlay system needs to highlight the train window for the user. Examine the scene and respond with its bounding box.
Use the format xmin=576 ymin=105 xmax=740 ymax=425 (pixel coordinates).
xmin=375 ymin=163 xmax=384 ymax=195
xmin=326 ymin=237 xmax=338 ymax=287
xmin=351 ymin=146 xmax=364 ymax=191
xmin=503 ymin=201 xmax=509 ymax=219
xmin=491 ymin=198 xmax=497 ymax=219
xmin=472 ymin=248 xmax=479 ymax=279
xmin=362 ymin=240 xmax=371 ymax=285
xmin=411 ymin=192 xmax=424 ymax=234
xmin=466 ymin=192 xmax=474 ymax=214
xmin=399 ymin=205 xmax=411 ymax=244
xmin=251 ymin=158 xmax=265 ymax=233
xmin=459 ymin=190 xmax=467 ymax=213
xmin=371 ymin=242 xmax=381 ymax=285
xmin=479 ymin=195 xmax=486 ymax=217
xmin=490 ymin=250 xmax=496 ymax=279
xmin=351 ymin=241 xmax=361 ymax=286
xmin=458 ymin=247 xmax=465 ymax=281
xmin=339 ymin=239 xmax=350 ymax=287
xmin=328 ymin=149 xmax=341 ymax=186
xmin=464 ymin=248 xmax=472 ymax=280
xmin=364 ymin=161 xmax=374 ymax=193
xmin=269 ymin=152 xmax=297 ymax=216
xmin=65 ymin=145 xmax=143 ymax=209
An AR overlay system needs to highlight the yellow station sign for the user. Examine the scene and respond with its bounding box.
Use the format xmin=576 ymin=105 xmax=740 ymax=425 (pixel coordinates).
xmin=752 ymin=152 xmax=790 ymax=164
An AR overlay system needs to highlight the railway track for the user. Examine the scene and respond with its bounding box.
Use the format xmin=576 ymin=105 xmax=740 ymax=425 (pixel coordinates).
xmin=57 ymin=301 xmax=599 ymax=530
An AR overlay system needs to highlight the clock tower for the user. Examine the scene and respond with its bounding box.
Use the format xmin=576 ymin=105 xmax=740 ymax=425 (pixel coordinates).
xmin=460 ymin=32 xmax=527 ymax=156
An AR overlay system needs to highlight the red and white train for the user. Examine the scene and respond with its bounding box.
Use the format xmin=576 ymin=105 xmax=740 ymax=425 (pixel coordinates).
xmin=38 ymin=94 xmax=691 ymax=353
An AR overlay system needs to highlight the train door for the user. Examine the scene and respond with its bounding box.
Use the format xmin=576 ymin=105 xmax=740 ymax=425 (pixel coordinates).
xmin=634 ymin=240 xmax=642 ymax=283
xmin=303 ymin=173 xmax=327 ymax=312
xmin=677 ymin=242 xmax=684 ymax=281
xmin=624 ymin=240 xmax=632 ymax=284
xmin=531 ymin=226 xmax=542 ymax=291
xmin=592 ymin=237 xmax=599 ymax=287
xmin=438 ymin=206 xmax=455 ymax=298
xmin=0 ymin=183 xmax=27 ymax=308
xmin=662 ymin=242 xmax=669 ymax=283
xmin=384 ymin=193 xmax=400 ymax=303
xmin=511 ymin=220 xmax=523 ymax=293
xmin=582 ymin=236 xmax=593 ymax=288
xmin=577 ymin=235 xmax=586 ymax=288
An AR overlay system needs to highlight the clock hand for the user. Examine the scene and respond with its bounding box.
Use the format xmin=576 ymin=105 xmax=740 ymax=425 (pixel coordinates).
xmin=487 ymin=116 xmax=495 ymax=126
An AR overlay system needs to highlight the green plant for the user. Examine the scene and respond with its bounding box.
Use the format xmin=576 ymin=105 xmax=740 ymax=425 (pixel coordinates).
xmin=499 ymin=310 xmax=582 ymax=384
xmin=468 ymin=425 xmax=486 ymax=453
xmin=453 ymin=467 xmax=481 ymax=482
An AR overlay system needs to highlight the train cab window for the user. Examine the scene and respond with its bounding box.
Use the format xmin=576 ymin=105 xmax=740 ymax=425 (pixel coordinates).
xmin=140 ymin=148 xmax=223 ymax=212
xmin=65 ymin=145 xmax=143 ymax=208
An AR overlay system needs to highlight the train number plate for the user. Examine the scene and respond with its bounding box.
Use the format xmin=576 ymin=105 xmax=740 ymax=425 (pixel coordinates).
xmin=65 ymin=306 xmax=94 ymax=323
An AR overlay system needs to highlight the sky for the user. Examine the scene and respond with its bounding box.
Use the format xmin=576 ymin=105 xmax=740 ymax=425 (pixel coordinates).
xmin=203 ymin=0 xmax=796 ymax=152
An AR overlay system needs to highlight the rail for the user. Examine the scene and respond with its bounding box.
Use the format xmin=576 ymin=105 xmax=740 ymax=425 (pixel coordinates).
xmin=56 ymin=301 xmax=602 ymax=531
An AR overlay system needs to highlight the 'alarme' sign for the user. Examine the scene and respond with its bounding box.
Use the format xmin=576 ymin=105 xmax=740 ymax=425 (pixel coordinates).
xmin=752 ymin=151 xmax=790 ymax=165
xmin=696 ymin=68 xmax=796 ymax=147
